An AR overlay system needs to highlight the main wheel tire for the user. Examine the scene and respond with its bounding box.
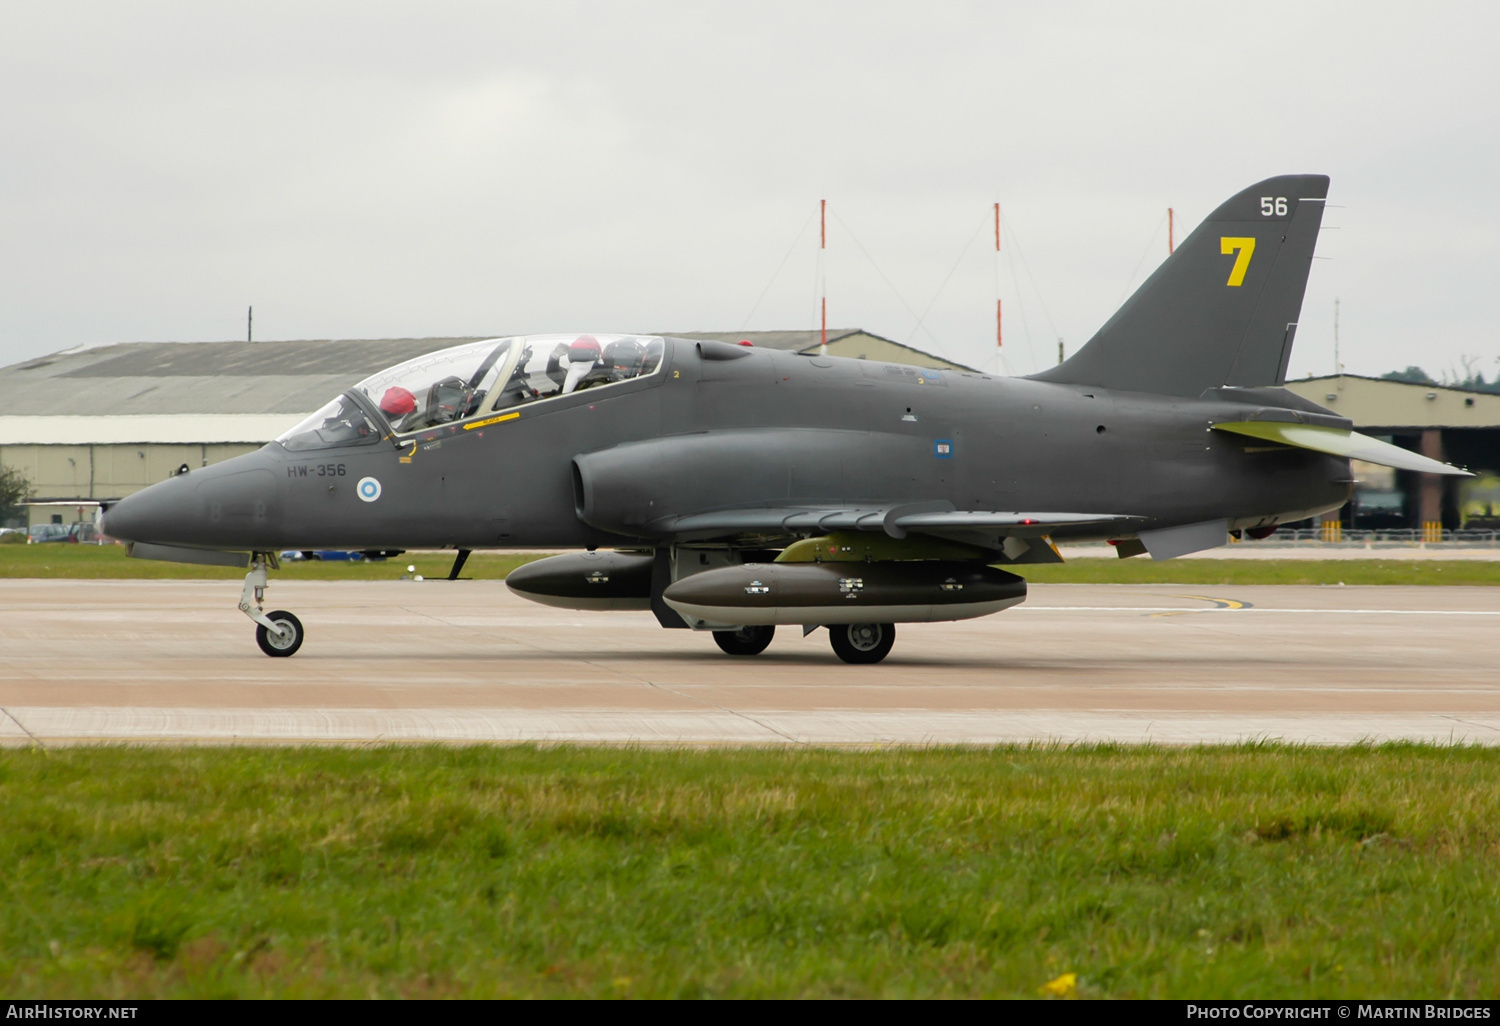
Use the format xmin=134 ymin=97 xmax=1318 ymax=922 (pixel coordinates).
xmin=255 ymin=610 xmax=304 ymax=657
xmin=828 ymin=622 xmax=895 ymax=664
xmin=712 ymin=624 xmax=775 ymax=656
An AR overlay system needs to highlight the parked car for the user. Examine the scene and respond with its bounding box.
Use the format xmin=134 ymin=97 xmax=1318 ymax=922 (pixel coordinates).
xmin=28 ymin=522 xmax=101 ymax=544
xmin=278 ymin=550 xmax=386 ymax=562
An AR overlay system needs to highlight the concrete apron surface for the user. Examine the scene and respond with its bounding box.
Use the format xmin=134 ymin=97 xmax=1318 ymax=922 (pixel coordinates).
xmin=2 ymin=579 xmax=1498 ymax=747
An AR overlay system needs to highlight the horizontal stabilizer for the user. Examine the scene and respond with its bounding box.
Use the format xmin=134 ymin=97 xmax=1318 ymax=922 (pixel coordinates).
xmin=1212 ymin=421 xmax=1472 ymax=476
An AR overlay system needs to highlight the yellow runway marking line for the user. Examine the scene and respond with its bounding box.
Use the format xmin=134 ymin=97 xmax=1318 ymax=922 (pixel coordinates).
xmin=1149 ymin=594 xmax=1249 ymax=617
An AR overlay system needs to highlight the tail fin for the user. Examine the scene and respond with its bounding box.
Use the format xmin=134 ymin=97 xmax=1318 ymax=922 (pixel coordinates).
xmin=1033 ymin=174 xmax=1329 ymax=397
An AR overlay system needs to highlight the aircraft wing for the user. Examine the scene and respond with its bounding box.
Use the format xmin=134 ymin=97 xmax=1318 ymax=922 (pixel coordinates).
xmin=1212 ymin=421 xmax=1473 ymax=476
xmin=667 ymin=505 xmax=1139 ymax=540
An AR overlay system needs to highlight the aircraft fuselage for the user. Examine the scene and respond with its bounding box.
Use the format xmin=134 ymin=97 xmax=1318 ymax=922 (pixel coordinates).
xmin=101 ymin=338 xmax=1348 ymax=553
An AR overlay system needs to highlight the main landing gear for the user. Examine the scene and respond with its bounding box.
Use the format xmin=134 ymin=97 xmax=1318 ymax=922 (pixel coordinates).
xmin=827 ymin=623 xmax=896 ymax=665
xmin=239 ymin=553 xmax=304 ymax=658
xmin=709 ymin=622 xmax=897 ymax=664
xmin=712 ymin=624 xmax=775 ymax=656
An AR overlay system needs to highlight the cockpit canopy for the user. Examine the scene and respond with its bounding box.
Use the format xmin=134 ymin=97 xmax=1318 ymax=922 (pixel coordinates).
xmin=277 ymin=334 xmax=665 ymax=452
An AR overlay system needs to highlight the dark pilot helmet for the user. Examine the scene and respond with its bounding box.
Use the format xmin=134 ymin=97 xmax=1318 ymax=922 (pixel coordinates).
xmin=603 ymin=338 xmax=645 ymax=378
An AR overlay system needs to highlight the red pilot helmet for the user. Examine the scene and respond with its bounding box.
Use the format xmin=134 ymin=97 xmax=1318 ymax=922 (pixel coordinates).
xmin=379 ymin=386 xmax=417 ymax=416
xmin=567 ymin=335 xmax=602 ymax=363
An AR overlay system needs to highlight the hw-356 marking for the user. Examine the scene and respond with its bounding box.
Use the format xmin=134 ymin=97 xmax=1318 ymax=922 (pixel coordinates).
xmin=101 ymin=175 xmax=1469 ymax=663
xmin=286 ymin=463 xmax=347 ymax=478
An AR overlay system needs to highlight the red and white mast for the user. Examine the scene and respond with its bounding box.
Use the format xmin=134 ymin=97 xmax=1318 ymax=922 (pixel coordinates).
xmin=994 ymin=202 xmax=1002 ymax=354
xmin=820 ymin=198 xmax=827 ymax=356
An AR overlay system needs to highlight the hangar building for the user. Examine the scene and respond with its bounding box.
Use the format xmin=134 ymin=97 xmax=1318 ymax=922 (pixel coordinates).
xmin=1284 ymin=375 xmax=1500 ymax=531
xmin=0 ymin=329 xmax=968 ymax=528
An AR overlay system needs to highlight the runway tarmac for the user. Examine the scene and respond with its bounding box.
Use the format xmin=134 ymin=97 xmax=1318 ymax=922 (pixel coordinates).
xmin=3 ymin=579 xmax=1498 ymax=746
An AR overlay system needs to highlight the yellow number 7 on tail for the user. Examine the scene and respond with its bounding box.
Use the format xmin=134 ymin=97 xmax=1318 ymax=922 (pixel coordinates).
xmin=1220 ymin=237 xmax=1256 ymax=286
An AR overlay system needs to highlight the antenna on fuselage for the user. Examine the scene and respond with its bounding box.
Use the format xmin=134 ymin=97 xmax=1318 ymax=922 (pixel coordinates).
xmin=247 ymin=306 xmax=253 ymax=343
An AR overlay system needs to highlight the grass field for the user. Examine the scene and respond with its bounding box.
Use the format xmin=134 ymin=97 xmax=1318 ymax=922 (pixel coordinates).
xmin=3 ymin=744 xmax=1500 ymax=998
xmin=0 ymin=544 xmax=544 ymax=582
xmin=4 ymin=542 xmax=1500 ymax=585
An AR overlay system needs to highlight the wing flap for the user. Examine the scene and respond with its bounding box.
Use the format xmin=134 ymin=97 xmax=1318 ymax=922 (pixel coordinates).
xmin=890 ymin=510 xmax=1134 ymax=536
xmin=667 ymin=506 xmax=1139 ymax=539
xmin=1213 ymin=421 xmax=1472 ymax=476
xmin=668 ymin=508 xmax=888 ymax=534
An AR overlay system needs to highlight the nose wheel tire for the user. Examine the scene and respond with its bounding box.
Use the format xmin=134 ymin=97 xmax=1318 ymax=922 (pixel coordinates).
xmin=713 ymin=624 xmax=775 ymax=656
xmin=255 ymin=610 xmax=304 ymax=657
xmin=828 ymin=622 xmax=895 ymax=664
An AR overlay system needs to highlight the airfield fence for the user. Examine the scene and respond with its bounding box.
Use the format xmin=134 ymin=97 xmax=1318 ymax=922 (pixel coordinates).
xmin=1247 ymin=528 xmax=1500 ymax=547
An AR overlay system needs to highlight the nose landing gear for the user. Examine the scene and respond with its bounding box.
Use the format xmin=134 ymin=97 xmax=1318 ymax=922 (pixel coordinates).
xmin=256 ymin=610 xmax=304 ymax=657
xmin=239 ymin=553 xmax=304 ymax=657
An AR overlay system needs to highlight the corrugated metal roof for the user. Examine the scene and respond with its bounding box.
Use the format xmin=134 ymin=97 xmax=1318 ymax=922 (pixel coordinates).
xmin=36 ymin=337 xmax=484 ymax=377
xmin=0 ymin=337 xmax=481 ymax=416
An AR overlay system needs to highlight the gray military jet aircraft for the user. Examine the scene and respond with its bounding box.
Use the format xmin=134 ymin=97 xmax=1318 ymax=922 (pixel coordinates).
xmin=100 ymin=175 xmax=1468 ymax=663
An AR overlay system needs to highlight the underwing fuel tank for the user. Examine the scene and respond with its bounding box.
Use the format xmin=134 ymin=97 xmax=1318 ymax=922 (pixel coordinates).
xmin=505 ymin=550 xmax=654 ymax=611
xmin=662 ymin=561 xmax=1027 ymax=627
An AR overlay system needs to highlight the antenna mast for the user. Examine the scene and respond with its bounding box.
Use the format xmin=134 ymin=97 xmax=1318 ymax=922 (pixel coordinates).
xmin=248 ymin=306 xmax=253 ymax=344
xmin=819 ymin=199 xmax=827 ymax=356
xmin=994 ymin=202 xmax=1002 ymax=353
xmin=1333 ymin=297 xmax=1341 ymax=374
xmin=1168 ymin=208 xmax=1174 ymax=254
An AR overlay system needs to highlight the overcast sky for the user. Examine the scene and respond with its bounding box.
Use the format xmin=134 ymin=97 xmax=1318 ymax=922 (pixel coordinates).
xmin=2 ymin=1 xmax=1497 ymax=381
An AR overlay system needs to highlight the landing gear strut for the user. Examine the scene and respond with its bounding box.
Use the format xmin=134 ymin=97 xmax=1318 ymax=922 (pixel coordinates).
xmin=828 ymin=622 xmax=895 ymax=664
xmin=239 ymin=553 xmax=304 ymax=657
xmin=712 ymin=624 xmax=775 ymax=656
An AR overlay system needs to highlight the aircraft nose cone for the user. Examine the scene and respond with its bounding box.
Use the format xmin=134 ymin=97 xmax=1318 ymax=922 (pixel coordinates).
xmin=99 ymin=476 xmax=195 ymax=543
xmin=99 ymin=453 xmax=284 ymax=548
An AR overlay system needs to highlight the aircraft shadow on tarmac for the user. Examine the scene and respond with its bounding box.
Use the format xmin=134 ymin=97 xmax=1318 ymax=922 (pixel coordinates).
xmin=265 ymin=644 xmax=1319 ymax=674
